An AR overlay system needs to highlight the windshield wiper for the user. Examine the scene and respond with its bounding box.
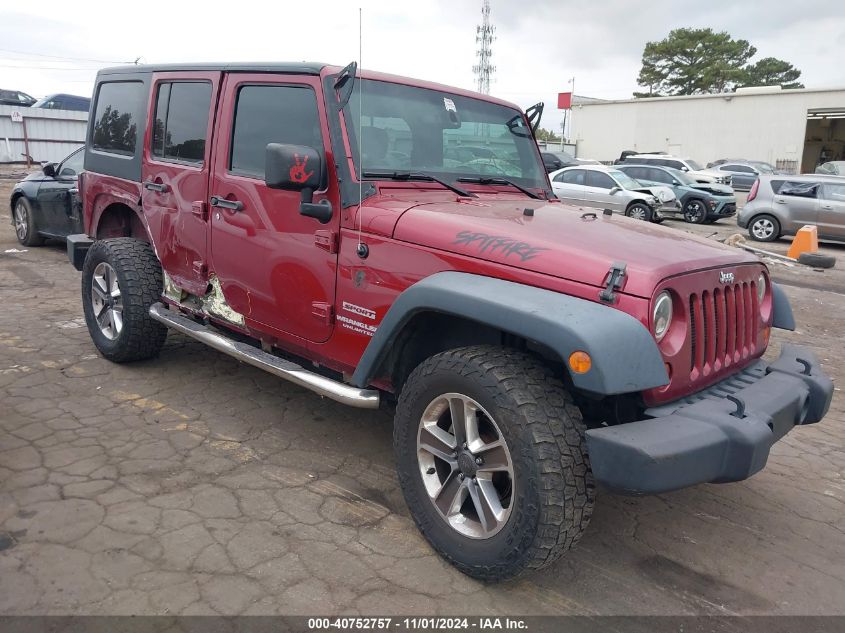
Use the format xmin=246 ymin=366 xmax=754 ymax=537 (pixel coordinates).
xmin=457 ymin=176 xmax=543 ymax=200
xmin=362 ymin=171 xmax=477 ymax=198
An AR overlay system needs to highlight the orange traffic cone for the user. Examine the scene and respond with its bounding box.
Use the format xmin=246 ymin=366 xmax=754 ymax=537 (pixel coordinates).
xmin=787 ymin=225 xmax=819 ymax=260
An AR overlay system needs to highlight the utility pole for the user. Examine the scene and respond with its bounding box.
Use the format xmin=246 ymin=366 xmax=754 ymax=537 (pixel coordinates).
xmin=472 ymin=0 xmax=496 ymax=95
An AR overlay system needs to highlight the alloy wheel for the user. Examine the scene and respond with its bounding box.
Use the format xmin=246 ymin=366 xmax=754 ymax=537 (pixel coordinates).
xmin=751 ymin=218 xmax=775 ymax=240
xmin=417 ymin=392 xmax=515 ymax=539
xmin=90 ymin=262 xmax=124 ymax=340
xmin=14 ymin=202 xmax=28 ymax=241
xmin=685 ymin=201 xmax=704 ymax=223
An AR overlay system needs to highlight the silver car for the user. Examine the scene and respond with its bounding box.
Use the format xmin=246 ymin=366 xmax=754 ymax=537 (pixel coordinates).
xmin=816 ymin=161 xmax=845 ymax=176
xmin=549 ymin=165 xmax=678 ymax=222
xmin=737 ymin=174 xmax=845 ymax=242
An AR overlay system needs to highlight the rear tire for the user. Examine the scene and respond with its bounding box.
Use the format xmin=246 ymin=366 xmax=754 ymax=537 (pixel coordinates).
xmin=81 ymin=238 xmax=167 ymax=362
xmin=748 ymin=214 xmax=780 ymax=242
xmin=13 ymin=198 xmax=45 ymax=247
xmin=394 ymin=346 xmax=594 ymax=581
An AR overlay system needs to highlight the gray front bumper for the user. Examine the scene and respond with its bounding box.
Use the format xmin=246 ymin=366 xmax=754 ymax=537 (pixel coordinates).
xmin=585 ymin=344 xmax=833 ymax=495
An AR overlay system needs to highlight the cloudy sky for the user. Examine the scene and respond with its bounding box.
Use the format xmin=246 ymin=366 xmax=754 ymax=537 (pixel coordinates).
xmin=2 ymin=0 xmax=843 ymax=133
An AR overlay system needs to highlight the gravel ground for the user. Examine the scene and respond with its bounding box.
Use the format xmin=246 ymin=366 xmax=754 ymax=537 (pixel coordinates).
xmin=0 ymin=166 xmax=843 ymax=616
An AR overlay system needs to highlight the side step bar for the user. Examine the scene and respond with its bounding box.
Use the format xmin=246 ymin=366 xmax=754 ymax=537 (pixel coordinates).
xmin=149 ymin=303 xmax=380 ymax=409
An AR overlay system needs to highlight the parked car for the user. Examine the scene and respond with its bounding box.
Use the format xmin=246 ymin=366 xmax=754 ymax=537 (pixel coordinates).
xmin=738 ymin=174 xmax=845 ymax=242
xmin=0 ymin=88 xmax=36 ymax=107
xmin=63 ymin=62 xmax=832 ymax=581
xmin=815 ymin=161 xmax=845 ymax=176
xmin=617 ymin=164 xmax=736 ymax=224
xmin=9 ymin=146 xmax=84 ymax=246
xmin=709 ymin=161 xmax=773 ymax=191
xmin=708 ymin=158 xmax=779 ymax=172
xmin=540 ymin=151 xmax=599 ymax=173
xmin=31 ymin=93 xmax=91 ymax=112
xmin=622 ymin=154 xmax=732 ymax=185
xmin=549 ymin=164 xmax=678 ymax=221
xmin=615 ymin=150 xmax=666 ymax=164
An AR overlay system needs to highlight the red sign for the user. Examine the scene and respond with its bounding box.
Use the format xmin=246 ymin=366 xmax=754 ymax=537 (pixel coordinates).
xmin=557 ymin=92 xmax=572 ymax=109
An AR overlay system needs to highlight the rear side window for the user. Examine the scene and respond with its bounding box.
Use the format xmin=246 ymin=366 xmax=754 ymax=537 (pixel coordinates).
xmin=821 ymin=183 xmax=845 ymax=201
xmin=91 ymin=81 xmax=144 ymax=156
xmin=152 ymin=82 xmax=212 ymax=164
xmin=663 ymin=159 xmax=684 ymax=169
xmin=562 ymin=169 xmax=585 ymax=185
xmin=230 ymin=85 xmax=323 ymax=178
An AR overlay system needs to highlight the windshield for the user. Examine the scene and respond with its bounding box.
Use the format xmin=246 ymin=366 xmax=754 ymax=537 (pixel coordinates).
xmin=686 ymin=159 xmax=704 ymax=171
xmin=343 ymin=79 xmax=547 ymax=190
xmin=609 ymin=170 xmax=641 ymax=190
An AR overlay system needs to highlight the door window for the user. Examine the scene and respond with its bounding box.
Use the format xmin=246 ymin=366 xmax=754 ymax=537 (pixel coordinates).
xmin=821 ymin=183 xmax=845 ymax=202
xmin=59 ymin=149 xmax=84 ymax=177
xmin=776 ymin=181 xmax=819 ymax=198
xmin=229 ymin=85 xmax=323 ymax=179
xmin=586 ymin=171 xmax=615 ymax=189
xmin=152 ymin=81 xmax=213 ymax=164
xmin=647 ymin=168 xmax=672 ymax=183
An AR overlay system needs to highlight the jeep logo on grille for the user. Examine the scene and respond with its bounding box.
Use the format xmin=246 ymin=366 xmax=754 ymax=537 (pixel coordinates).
xmin=719 ymin=271 xmax=735 ymax=284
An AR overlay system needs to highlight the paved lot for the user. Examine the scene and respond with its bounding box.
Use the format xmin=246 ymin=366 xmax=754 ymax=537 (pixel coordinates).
xmin=1 ymin=168 xmax=843 ymax=616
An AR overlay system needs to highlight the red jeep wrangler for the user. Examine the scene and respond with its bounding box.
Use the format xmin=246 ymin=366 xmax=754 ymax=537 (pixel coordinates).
xmin=66 ymin=62 xmax=833 ymax=581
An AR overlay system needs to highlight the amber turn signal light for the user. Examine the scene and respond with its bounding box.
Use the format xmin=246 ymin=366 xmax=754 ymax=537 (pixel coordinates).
xmin=761 ymin=326 xmax=771 ymax=348
xmin=568 ymin=351 xmax=592 ymax=374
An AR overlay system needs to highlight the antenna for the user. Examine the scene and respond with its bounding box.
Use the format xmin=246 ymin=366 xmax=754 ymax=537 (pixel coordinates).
xmin=472 ymin=0 xmax=496 ymax=94
xmin=356 ymin=7 xmax=365 ymax=256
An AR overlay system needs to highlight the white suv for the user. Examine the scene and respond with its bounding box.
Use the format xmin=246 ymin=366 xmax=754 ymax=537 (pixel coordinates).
xmin=622 ymin=154 xmax=732 ymax=186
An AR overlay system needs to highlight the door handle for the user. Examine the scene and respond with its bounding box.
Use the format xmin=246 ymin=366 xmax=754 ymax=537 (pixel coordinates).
xmin=821 ymin=204 xmax=833 ymax=210
xmin=210 ymin=196 xmax=244 ymax=212
xmin=774 ymin=198 xmax=786 ymax=204
xmin=143 ymin=181 xmax=169 ymax=193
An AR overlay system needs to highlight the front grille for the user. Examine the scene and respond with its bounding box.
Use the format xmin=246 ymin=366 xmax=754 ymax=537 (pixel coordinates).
xmin=688 ymin=281 xmax=757 ymax=378
xmin=721 ymin=203 xmax=736 ymax=215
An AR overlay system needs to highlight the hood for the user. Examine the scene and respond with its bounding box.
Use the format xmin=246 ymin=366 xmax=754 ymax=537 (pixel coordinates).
xmin=389 ymin=198 xmax=759 ymax=298
xmin=634 ymin=186 xmax=675 ymax=203
xmin=21 ymin=171 xmax=46 ymax=183
xmin=686 ymin=182 xmax=734 ymax=196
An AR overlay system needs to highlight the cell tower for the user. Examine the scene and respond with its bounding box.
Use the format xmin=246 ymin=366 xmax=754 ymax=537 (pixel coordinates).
xmin=472 ymin=0 xmax=496 ymax=94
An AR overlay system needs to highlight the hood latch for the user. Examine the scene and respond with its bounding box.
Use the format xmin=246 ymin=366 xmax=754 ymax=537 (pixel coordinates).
xmin=599 ymin=261 xmax=627 ymax=304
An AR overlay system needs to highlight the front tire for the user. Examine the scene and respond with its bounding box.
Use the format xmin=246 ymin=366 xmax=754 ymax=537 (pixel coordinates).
xmin=682 ymin=199 xmax=708 ymax=224
xmin=13 ymin=198 xmax=44 ymax=247
xmin=625 ymin=202 xmax=653 ymax=222
xmin=81 ymin=238 xmax=167 ymax=362
xmin=394 ymin=346 xmax=594 ymax=581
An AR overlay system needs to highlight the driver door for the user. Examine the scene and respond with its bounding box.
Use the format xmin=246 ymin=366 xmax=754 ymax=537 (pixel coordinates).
xmin=37 ymin=147 xmax=84 ymax=235
xmin=208 ymin=74 xmax=340 ymax=343
xmin=585 ymin=170 xmax=623 ymax=211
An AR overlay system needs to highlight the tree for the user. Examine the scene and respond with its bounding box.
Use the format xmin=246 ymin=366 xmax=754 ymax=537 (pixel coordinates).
xmin=535 ymin=127 xmax=561 ymax=142
xmin=743 ymin=57 xmax=804 ymax=89
xmin=635 ymin=28 xmax=756 ymax=97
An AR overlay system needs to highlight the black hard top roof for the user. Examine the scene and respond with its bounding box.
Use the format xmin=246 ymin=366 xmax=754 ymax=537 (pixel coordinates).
xmin=97 ymin=62 xmax=330 ymax=76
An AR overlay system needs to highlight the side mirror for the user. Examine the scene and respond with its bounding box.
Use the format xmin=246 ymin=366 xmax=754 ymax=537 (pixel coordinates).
xmin=609 ymin=186 xmax=621 ymax=195
xmin=42 ymin=163 xmax=57 ymax=177
xmin=680 ymin=167 xmax=689 ymax=172
xmin=672 ymin=180 xmax=680 ymax=186
xmin=265 ymin=143 xmax=332 ymax=223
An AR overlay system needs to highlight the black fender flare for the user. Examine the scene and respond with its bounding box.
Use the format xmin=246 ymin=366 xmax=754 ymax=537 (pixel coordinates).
xmin=350 ymin=271 xmax=669 ymax=395
xmin=772 ymin=282 xmax=795 ymax=330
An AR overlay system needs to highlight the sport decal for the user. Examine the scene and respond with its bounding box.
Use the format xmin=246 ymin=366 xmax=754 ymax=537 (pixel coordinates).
xmin=342 ymin=301 xmax=376 ymax=321
xmin=289 ymin=154 xmax=314 ymax=184
xmin=453 ymin=230 xmax=548 ymax=262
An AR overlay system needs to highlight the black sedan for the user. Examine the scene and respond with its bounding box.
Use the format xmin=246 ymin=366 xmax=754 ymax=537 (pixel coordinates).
xmin=9 ymin=147 xmax=84 ymax=246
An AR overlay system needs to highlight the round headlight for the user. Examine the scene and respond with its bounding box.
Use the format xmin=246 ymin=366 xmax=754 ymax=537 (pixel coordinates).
xmin=757 ymin=273 xmax=766 ymax=304
xmin=653 ymin=291 xmax=673 ymax=341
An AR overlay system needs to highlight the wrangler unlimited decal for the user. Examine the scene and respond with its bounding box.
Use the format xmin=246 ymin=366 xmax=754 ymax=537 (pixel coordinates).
xmin=453 ymin=230 xmax=548 ymax=262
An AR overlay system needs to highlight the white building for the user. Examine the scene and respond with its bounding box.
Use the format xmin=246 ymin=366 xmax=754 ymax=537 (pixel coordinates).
xmin=571 ymin=86 xmax=845 ymax=173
